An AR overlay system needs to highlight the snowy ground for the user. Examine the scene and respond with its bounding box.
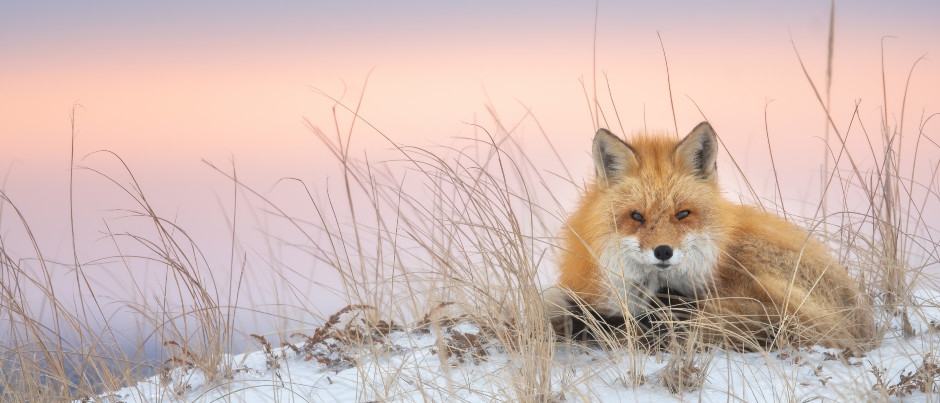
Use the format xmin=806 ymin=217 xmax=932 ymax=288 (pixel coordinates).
xmin=93 ymin=291 xmax=940 ymax=402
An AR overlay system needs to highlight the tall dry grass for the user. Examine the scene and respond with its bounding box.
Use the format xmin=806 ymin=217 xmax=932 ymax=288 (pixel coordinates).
xmin=0 ymin=108 xmax=248 ymax=400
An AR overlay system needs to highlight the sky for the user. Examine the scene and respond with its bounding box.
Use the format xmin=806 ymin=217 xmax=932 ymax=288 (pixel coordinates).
xmin=1 ymin=1 xmax=939 ymax=351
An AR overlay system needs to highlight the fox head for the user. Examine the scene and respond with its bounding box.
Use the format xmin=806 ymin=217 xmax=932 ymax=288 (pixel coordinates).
xmin=581 ymin=122 xmax=724 ymax=307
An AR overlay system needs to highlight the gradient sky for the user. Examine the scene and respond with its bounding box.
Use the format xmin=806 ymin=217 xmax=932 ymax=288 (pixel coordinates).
xmin=3 ymin=2 xmax=938 ymax=180
xmin=2 ymin=1 xmax=939 ymax=344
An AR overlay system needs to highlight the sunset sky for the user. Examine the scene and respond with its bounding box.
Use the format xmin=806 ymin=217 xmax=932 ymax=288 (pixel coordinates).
xmin=2 ymin=1 xmax=939 ymax=340
xmin=4 ymin=2 xmax=938 ymax=179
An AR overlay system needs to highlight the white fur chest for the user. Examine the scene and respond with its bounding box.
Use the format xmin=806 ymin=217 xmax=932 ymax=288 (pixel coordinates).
xmin=595 ymin=233 xmax=718 ymax=318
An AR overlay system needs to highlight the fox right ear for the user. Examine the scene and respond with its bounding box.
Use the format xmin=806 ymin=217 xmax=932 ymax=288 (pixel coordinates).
xmin=675 ymin=122 xmax=718 ymax=181
xmin=592 ymin=128 xmax=636 ymax=189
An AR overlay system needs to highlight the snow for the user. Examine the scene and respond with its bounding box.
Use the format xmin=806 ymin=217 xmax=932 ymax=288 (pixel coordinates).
xmin=92 ymin=290 xmax=940 ymax=402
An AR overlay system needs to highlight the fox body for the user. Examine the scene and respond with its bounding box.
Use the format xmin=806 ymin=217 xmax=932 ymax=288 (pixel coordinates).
xmin=549 ymin=122 xmax=875 ymax=349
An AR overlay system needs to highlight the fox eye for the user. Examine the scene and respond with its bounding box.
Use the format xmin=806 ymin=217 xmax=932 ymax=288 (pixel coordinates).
xmin=676 ymin=210 xmax=691 ymax=220
xmin=630 ymin=211 xmax=645 ymax=222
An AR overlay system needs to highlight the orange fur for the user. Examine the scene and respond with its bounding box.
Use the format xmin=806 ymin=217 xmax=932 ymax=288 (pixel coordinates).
xmin=550 ymin=122 xmax=875 ymax=350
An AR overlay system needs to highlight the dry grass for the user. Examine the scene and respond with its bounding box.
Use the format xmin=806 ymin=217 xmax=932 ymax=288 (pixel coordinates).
xmin=1 ymin=36 xmax=939 ymax=403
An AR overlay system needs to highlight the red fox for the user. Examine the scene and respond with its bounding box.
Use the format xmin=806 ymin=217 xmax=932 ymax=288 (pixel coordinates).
xmin=546 ymin=122 xmax=875 ymax=350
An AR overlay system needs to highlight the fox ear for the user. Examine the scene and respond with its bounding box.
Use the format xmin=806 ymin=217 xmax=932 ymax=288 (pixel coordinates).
xmin=675 ymin=122 xmax=718 ymax=181
xmin=593 ymin=128 xmax=637 ymax=188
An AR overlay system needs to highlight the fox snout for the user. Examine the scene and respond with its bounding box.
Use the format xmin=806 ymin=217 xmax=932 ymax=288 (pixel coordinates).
xmin=644 ymin=243 xmax=684 ymax=268
xmin=653 ymin=245 xmax=673 ymax=262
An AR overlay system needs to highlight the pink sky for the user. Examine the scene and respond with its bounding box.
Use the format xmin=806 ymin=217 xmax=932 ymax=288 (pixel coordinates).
xmin=3 ymin=2 xmax=937 ymax=176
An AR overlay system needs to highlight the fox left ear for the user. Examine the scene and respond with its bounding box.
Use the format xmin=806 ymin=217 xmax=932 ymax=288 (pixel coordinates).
xmin=675 ymin=122 xmax=718 ymax=181
xmin=593 ymin=128 xmax=637 ymax=189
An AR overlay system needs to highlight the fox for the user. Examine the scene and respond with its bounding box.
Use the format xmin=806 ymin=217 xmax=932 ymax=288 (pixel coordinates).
xmin=545 ymin=122 xmax=876 ymax=350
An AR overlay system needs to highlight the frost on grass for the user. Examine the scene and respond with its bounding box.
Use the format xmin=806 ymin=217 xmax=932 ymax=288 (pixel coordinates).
xmin=90 ymin=293 xmax=940 ymax=403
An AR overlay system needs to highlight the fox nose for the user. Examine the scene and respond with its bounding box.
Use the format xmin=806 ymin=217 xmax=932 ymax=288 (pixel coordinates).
xmin=653 ymin=245 xmax=673 ymax=261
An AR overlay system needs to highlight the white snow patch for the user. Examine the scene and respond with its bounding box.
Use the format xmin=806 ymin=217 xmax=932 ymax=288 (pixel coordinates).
xmin=89 ymin=289 xmax=940 ymax=402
